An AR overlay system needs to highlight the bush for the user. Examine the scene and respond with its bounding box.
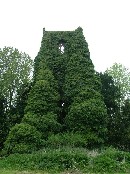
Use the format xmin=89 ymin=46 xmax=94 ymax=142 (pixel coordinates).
xmin=0 ymin=147 xmax=89 ymax=172
xmin=91 ymin=147 xmax=129 ymax=173
xmin=1 ymin=147 xmax=130 ymax=173
xmin=65 ymin=94 xmax=108 ymax=148
xmin=3 ymin=123 xmax=43 ymax=154
xmin=46 ymin=132 xmax=87 ymax=148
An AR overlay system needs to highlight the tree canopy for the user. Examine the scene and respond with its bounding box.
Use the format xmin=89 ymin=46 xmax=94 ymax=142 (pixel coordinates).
xmin=106 ymin=63 xmax=130 ymax=103
xmin=0 ymin=47 xmax=33 ymax=150
xmin=0 ymin=46 xmax=33 ymax=110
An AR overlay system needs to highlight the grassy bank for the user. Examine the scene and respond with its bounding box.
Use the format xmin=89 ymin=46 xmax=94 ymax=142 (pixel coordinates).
xmin=0 ymin=147 xmax=130 ymax=173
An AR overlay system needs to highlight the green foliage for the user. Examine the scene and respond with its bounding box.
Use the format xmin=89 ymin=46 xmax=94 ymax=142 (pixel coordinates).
xmin=63 ymin=54 xmax=99 ymax=101
xmin=2 ymin=47 xmax=61 ymax=154
xmin=98 ymin=72 xmax=130 ymax=149
xmin=0 ymin=47 xmax=33 ymax=149
xmin=65 ymin=89 xmax=108 ymax=146
xmin=25 ymin=80 xmax=60 ymax=115
xmin=0 ymin=147 xmax=89 ymax=172
xmin=91 ymin=147 xmax=129 ymax=173
xmin=120 ymin=99 xmax=130 ymax=149
xmin=66 ymin=98 xmax=107 ymax=132
xmin=3 ymin=28 xmax=108 ymax=153
xmin=0 ymin=94 xmax=7 ymax=150
xmin=3 ymin=123 xmax=43 ymax=154
xmin=46 ymin=132 xmax=87 ymax=148
xmin=23 ymin=112 xmax=61 ymax=138
xmin=98 ymin=72 xmax=121 ymax=114
xmin=98 ymin=72 xmax=122 ymax=146
xmin=106 ymin=63 xmax=130 ymax=103
xmin=15 ymin=83 xmax=32 ymax=122
xmin=0 ymin=46 xmax=33 ymax=110
xmin=0 ymin=147 xmax=130 ymax=173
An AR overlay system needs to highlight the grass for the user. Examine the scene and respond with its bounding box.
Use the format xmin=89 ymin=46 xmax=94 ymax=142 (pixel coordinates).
xmin=0 ymin=169 xmax=48 ymax=174
xmin=0 ymin=169 xmax=86 ymax=174
xmin=0 ymin=147 xmax=130 ymax=173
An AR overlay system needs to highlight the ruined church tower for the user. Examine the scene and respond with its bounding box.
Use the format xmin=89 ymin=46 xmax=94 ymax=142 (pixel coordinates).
xmin=4 ymin=27 xmax=108 ymax=154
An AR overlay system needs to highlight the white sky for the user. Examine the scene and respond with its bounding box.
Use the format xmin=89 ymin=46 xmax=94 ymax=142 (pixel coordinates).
xmin=0 ymin=0 xmax=130 ymax=72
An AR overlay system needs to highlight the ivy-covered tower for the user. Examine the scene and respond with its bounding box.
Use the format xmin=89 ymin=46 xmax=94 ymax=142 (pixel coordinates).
xmin=4 ymin=27 xmax=108 ymax=154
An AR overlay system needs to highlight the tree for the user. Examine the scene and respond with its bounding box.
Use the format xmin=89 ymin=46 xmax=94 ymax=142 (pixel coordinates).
xmin=98 ymin=72 xmax=121 ymax=115
xmin=0 ymin=47 xmax=33 ymax=150
xmin=0 ymin=93 xmax=7 ymax=150
xmin=120 ymin=99 xmax=130 ymax=149
xmin=106 ymin=63 xmax=130 ymax=103
xmin=8 ymin=82 xmax=32 ymax=128
xmin=98 ymin=72 xmax=122 ymax=146
xmin=0 ymin=46 xmax=33 ymax=111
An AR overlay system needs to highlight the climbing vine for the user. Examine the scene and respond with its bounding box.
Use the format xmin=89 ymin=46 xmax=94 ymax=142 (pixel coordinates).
xmin=3 ymin=27 xmax=108 ymax=154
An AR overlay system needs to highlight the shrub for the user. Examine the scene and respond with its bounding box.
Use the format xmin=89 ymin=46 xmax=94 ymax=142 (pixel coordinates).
xmin=91 ymin=147 xmax=128 ymax=173
xmin=46 ymin=132 xmax=87 ymax=148
xmin=3 ymin=123 xmax=43 ymax=154
xmin=65 ymin=94 xmax=108 ymax=148
xmin=0 ymin=147 xmax=89 ymax=172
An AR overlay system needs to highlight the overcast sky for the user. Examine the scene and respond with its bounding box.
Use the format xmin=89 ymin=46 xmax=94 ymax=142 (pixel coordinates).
xmin=0 ymin=0 xmax=130 ymax=72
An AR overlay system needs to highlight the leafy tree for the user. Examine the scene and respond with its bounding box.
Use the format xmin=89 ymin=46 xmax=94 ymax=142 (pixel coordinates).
xmin=0 ymin=93 xmax=7 ymax=150
xmin=106 ymin=63 xmax=130 ymax=103
xmin=98 ymin=72 xmax=122 ymax=146
xmin=0 ymin=46 xmax=33 ymax=111
xmin=98 ymin=72 xmax=121 ymax=115
xmin=98 ymin=72 xmax=130 ymax=149
xmin=0 ymin=47 xmax=33 ymax=150
xmin=120 ymin=99 xmax=130 ymax=149
xmin=8 ymin=82 xmax=32 ymax=128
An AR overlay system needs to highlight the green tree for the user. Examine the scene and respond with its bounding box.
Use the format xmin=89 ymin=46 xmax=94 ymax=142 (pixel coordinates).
xmin=98 ymin=72 xmax=122 ymax=146
xmin=8 ymin=82 xmax=32 ymax=128
xmin=0 ymin=46 xmax=33 ymax=110
xmin=98 ymin=72 xmax=121 ymax=115
xmin=106 ymin=63 xmax=130 ymax=103
xmin=0 ymin=93 xmax=7 ymax=150
xmin=121 ymin=99 xmax=130 ymax=149
xmin=0 ymin=47 xmax=33 ymax=150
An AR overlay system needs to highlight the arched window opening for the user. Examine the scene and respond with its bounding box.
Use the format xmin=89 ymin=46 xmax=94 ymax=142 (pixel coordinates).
xmin=61 ymin=102 xmax=64 ymax=107
xmin=59 ymin=43 xmax=64 ymax=54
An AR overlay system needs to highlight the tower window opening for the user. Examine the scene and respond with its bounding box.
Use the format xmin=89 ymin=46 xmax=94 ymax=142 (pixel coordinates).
xmin=59 ymin=43 xmax=64 ymax=54
xmin=62 ymin=102 xmax=64 ymax=107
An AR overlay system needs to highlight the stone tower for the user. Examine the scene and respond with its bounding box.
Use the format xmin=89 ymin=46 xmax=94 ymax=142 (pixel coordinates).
xmin=4 ymin=27 xmax=107 ymax=154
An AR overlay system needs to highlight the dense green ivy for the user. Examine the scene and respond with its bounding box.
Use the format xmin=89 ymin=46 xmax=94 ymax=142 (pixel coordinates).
xmin=3 ymin=27 xmax=108 ymax=154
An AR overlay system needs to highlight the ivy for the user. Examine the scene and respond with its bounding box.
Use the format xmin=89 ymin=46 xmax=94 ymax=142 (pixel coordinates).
xmin=3 ymin=27 xmax=108 ymax=154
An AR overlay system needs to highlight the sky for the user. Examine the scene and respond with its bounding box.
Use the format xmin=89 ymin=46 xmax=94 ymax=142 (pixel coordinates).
xmin=0 ymin=0 xmax=130 ymax=72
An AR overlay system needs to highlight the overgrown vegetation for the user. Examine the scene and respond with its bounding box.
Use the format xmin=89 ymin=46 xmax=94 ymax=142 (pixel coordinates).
xmin=0 ymin=27 xmax=130 ymax=173
xmin=0 ymin=147 xmax=130 ymax=173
